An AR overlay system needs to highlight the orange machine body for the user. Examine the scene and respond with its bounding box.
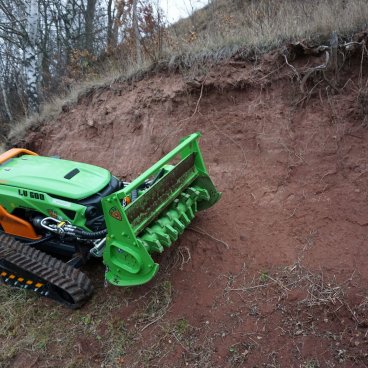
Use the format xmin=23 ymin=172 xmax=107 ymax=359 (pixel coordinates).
xmin=0 ymin=148 xmax=40 ymax=239
xmin=0 ymin=205 xmax=40 ymax=240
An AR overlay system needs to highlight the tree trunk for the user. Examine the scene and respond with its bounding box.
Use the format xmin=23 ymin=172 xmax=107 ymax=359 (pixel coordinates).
xmin=112 ymin=0 xmax=128 ymax=49
xmin=40 ymin=0 xmax=50 ymax=92
xmin=0 ymin=78 xmax=13 ymax=122
xmin=132 ymin=0 xmax=141 ymax=64
xmin=24 ymin=0 xmax=40 ymax=114
xmin=107 ymin=0 xmax=114 ymax=49
xmin=85 ymin=0 xmax=97 ymax=53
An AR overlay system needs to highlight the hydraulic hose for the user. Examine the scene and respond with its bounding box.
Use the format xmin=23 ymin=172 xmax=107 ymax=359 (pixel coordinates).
xmin=74 ymin=229 xmax=107 ymax=239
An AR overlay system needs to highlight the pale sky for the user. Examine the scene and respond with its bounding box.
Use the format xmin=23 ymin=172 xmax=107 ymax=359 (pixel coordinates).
xmin=158 ymin=0 xmax=209 ymax=23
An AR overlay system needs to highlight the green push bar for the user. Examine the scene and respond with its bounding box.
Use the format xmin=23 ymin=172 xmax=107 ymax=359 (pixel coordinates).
xmin=102 ymin=132 xmax=221 ymax=286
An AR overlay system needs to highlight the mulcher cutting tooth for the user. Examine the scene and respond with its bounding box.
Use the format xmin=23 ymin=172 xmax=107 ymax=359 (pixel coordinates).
xmin=173 ymin=218 xmax=185 ymax=234
xmin=155 ymin=231 xmax=171 ymax=247
xmin=165 ymin=225 xmax=179 ymax=242
xmin=179 ymin=212 xmax=191 ymax=226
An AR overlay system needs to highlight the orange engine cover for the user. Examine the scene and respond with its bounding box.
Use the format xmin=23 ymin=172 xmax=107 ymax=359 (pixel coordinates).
xmin=0 ymin=205 xmax=40 ymax=240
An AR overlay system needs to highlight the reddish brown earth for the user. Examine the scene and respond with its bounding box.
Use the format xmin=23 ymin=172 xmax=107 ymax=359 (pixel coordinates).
xmin=18 ymin=45 xmax=368 ymax=367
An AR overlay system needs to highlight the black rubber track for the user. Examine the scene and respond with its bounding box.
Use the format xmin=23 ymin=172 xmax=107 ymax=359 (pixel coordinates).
xmin=0 ymin=233 xmax=94 ymax=308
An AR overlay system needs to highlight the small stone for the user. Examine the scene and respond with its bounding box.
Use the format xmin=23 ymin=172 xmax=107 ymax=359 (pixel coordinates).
xmin=62 ymin=104 xmax=70 ymax=112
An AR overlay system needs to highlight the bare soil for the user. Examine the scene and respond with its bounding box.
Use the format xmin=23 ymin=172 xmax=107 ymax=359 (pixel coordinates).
xmin=6 ymin=44 xmax=368 ymax=367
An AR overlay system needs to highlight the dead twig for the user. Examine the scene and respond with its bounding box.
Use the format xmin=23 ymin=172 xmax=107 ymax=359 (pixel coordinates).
xmin=258 ymin=62 xmax=285 ymax=81
xmin=287 ymin=207 xmax=297 ymax=219
xmin=228 ymin=283 xmax=270 ymax=292
xmin=141 ymin=311 xmax=167 ymax=331
xmin=344 ymin=301 xmax=360 ymax=324
xmin=297 ymin=79 xmax=323 ymax=105
xmin=267 ymin=275 xmax=291 ymax=292
xmin=191 ymin=78 xmax=206 ymax=117
xmin=177 ymin=246 xmax=191 ymax=270
xmin=188 ymin=226 xmax=230 ymax=249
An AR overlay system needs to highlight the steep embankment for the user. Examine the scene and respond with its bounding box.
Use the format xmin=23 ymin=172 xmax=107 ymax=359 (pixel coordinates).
xmin=7 ymin=35 xmax=368 ymax=367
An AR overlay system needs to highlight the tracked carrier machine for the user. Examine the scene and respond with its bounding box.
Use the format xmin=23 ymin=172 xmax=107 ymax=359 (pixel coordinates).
xmin=0 ymin=133 xmax=220 ymax=307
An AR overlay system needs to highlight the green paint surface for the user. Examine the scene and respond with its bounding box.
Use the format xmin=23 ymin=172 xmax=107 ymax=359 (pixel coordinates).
xmin=0 ymin=155 xmax=110 ymax=200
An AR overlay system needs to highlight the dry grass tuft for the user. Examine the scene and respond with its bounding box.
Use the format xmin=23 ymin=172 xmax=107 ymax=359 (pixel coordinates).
xmin=0 ymin=286 xmax=62 ymax=366
xmin=299 ymin=271 xmax=344 ymax=308
xmin=168 ymin=0 xmax=368 ymax=63
xmin=228 ymin=341 xmax=255 ymax=368
xmin=136 ymin=280 xmax=173 ymax=331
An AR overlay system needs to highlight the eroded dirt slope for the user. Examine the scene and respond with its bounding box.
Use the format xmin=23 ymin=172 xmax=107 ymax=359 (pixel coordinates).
xmin=11 ymin=47 xmax=368 ymax=367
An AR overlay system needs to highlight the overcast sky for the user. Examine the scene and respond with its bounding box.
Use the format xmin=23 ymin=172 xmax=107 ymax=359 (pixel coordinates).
xmin=158 ymin=0 xmax=209 ymax=23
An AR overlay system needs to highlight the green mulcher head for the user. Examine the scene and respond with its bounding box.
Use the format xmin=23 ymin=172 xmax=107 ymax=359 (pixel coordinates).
xmin=102 ymin=132 xmax=221 ymax=287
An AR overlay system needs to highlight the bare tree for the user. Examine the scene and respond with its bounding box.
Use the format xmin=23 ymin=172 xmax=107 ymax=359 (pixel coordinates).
xmin=0 ymin=0 xmax=164 ymax=127
xmin=84 ymin=0 xmax=97 ymax=53
xmin=132 ymin=0 xmax=142 ymax=64
xmin=0 ymin=79 xmax=13 ymax=122
xmin=24 ymin=0 xmax=40 ymax=113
